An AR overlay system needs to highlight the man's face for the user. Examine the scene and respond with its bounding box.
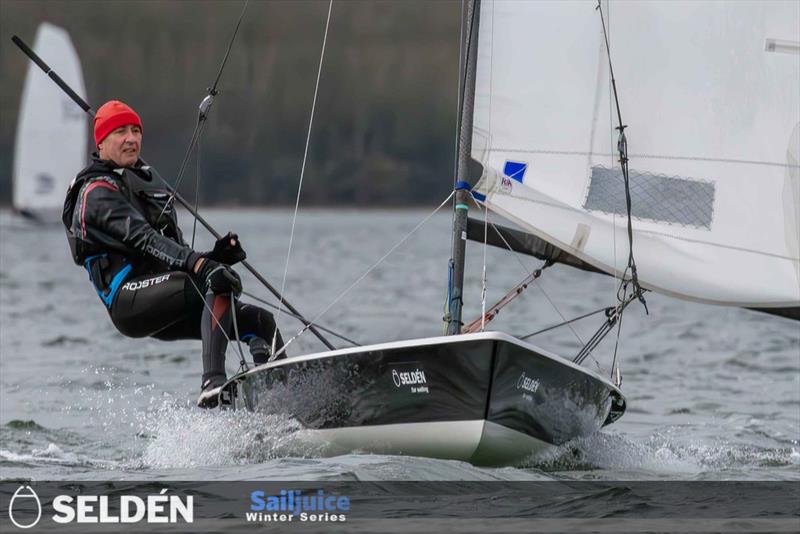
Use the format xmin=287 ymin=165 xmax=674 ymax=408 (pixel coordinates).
xmin=98 ymin=124 xmax=142 ymax=167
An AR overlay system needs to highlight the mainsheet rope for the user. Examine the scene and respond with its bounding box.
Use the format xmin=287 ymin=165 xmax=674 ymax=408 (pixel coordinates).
xmin=596 ymin=0 xmax=647 ymax=311
xmin=596 ymin=0 xmax=649 ymax=383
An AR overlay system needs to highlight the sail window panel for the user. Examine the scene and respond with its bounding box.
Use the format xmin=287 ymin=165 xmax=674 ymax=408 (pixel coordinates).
xmin=583 ymin=166 xmax=716 ymax=230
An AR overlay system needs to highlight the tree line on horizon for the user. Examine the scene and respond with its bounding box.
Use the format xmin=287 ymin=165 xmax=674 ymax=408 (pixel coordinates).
xmin=0 ymin=0 xmax=462 ymax=207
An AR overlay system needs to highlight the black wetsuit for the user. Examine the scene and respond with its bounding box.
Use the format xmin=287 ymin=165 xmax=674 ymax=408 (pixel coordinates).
xmin=63 ymin=156 xmax=283 ymax=383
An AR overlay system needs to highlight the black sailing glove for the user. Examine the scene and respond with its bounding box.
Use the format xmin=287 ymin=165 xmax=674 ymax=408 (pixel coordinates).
xmin=208 ymin=232 xmax=246 ymax=265
xmin=194 ymin=258 xmax=242 ymax=296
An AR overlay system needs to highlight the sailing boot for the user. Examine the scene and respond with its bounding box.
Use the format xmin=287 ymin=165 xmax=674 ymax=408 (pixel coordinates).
xmin=197 ymin=374 xmax=227 ymax=409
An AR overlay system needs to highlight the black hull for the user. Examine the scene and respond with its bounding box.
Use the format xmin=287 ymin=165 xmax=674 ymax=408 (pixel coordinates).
xmin=229 ymin=332 xmax=625 ymax=465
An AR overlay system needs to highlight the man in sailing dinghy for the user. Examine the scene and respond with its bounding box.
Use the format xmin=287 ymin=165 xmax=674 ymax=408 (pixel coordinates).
xmin=61 ymin=100 xmax=284 ymax=408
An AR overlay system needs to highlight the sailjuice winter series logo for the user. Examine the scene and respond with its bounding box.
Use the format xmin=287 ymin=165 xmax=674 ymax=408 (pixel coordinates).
xmin=248 ymin=489 xmax=349 ymax=523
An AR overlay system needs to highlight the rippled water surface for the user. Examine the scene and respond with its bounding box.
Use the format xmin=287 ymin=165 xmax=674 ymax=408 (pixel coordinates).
xmin=1 ymin=208 xmax=798 ymax=481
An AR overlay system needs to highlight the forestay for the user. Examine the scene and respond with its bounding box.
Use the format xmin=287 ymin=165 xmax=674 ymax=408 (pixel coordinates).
xmin=13 ymin=22 xmax=87 ymax=219
xmin=471 ymin=0 xmax=800 ymax=308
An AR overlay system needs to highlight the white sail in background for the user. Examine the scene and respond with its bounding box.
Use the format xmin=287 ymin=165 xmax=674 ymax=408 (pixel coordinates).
xmin=13 ymin=22 xmax=87 ymax=221
xmin=472 ymin=0 xmax=800 ymax=308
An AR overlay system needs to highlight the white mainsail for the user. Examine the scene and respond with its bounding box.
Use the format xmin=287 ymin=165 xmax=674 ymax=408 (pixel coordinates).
xmin=13 ymin=22 xmax=87 ymax=221
xmin=472 ymin=0 xmax=800 ymax=308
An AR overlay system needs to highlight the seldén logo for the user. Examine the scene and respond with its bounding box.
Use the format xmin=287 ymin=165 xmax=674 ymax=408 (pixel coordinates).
xmin=7 ymin=485 xmax=193 ymax=528
xmin=391 ymin=367 xmax=429 ymax=394
xmin=8 ymin=486 xmax=42 ymax=529
xmin=391 ymin=369 xmax=426 ymax=388
xmin=248 ymin=489 xmax=349 ymax=523
xmin=516 ymin=372 xmax=540 ymax=393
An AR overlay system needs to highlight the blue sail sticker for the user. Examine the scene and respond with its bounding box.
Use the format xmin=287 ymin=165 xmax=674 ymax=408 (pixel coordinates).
xmin=503 ymin=160 xmax=528 ymax=183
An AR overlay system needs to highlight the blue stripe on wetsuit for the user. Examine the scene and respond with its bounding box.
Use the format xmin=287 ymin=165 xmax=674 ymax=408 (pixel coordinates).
xmin=84 ymin=254 xmax=133 ymax=308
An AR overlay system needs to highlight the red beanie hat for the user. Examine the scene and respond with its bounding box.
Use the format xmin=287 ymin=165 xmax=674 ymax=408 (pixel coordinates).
xmin=94 ymin=100 xmax=143 ymax=146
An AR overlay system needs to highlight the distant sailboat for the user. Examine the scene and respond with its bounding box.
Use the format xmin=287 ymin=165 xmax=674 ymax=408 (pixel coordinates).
xmin=13 ymin=22 xmax=87 ymax=222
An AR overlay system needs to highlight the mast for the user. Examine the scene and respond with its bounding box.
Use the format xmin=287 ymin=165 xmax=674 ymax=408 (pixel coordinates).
xmin=446 ymin=0 xmax=481 ymax=335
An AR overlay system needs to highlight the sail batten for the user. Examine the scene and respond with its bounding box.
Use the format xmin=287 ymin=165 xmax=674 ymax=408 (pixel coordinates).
xmin=470 ymin=0 xmax=800 ymax=308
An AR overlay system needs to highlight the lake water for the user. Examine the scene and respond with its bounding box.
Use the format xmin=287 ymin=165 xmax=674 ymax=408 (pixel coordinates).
xmin=0 ymin=208 xmax=798 ymax=481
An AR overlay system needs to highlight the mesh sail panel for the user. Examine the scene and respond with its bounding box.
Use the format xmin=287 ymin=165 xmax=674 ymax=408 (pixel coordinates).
xmin=583 ymin=166 xmax=716 ymax=229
